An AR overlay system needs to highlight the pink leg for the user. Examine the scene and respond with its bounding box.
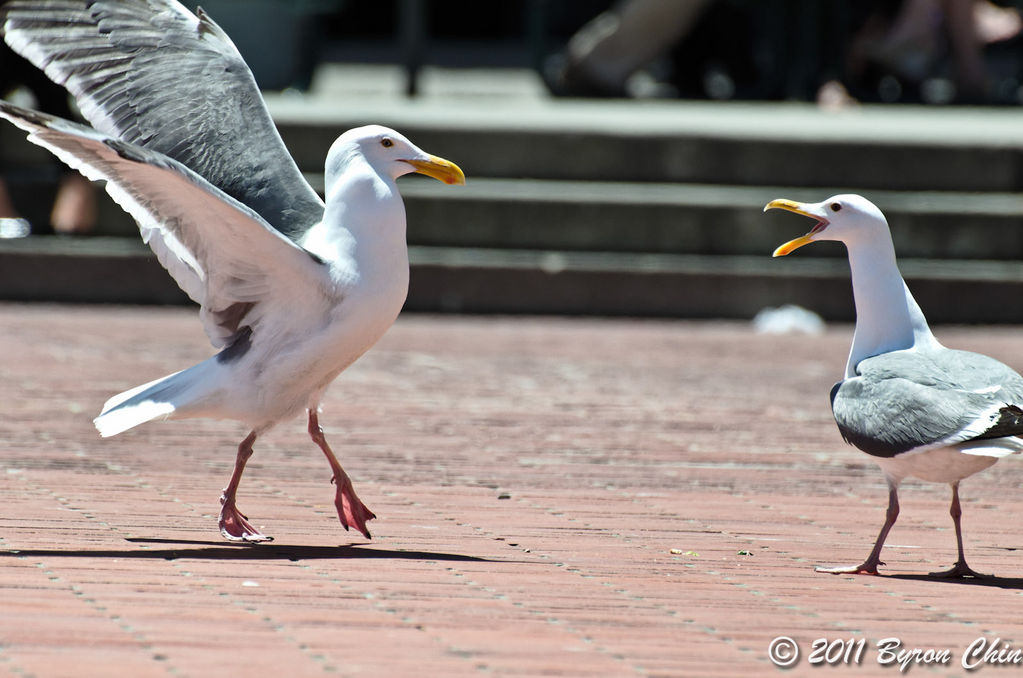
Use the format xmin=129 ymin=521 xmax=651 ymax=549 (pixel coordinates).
xmin=218 ymin=431 xmax=273 ymax=543
xmin=929 ymin=482 xmax=991 ymax=579
xmin=308 ymin=410 xmax=376 ymax=539
xmin=817 ymin=482 xmax=899 ymax=575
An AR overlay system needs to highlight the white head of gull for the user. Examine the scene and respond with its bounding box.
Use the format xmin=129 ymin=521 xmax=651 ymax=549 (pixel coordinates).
xmin=766 ymin=194 xmax=1023 ymax=578
xmin=0 ymin=0 xmax=465 ymax=543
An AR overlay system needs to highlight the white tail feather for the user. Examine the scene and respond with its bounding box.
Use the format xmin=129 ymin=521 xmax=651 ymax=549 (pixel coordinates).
xmin=94 ymin=400 xmax=176 ymax=437
xmin=94 ymin=362 xmax=214 ymax=437
xmin=99 ymin=370 xmax=183 ymax=414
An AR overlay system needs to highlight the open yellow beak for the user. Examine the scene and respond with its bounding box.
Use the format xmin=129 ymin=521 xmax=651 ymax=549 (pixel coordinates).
xmin=763 ymin=198 xmax=822 ymax=257
xmin=404 ymin=155 xmax=466 ymax=185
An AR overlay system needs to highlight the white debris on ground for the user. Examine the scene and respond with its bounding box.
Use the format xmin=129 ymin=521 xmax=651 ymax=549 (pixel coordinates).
xmin=752 ymin=304 xmax=826 ymax=335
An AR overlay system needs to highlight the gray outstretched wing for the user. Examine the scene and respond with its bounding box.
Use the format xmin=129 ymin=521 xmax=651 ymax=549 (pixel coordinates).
xmin=0 ymin=100 xmax=335 ymax=350
xmin=1 ymin=0 xmax=324 ymax=240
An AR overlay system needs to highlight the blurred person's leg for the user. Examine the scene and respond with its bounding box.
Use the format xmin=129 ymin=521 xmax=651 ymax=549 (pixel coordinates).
xmin=854 ymin=0 xmax=1020 ymax=101
xmin=933 ymin=0 xmax=1020 ymax=100
xmin=941 ymin=0 xmax=997 ymax=98
xmin=0 ymin=179 xmax=16 ymax=218
xmin=547 ymin=0 xmax=712 ymax=96
xmin=567 ymin=0 xmax=711 ymax=89
xmin=1 ymin=39 xmax=97 ymax=234
xmin=0 ymin=179 xmax=31 ymax=238
xmin=973 ymin=0 xmax=1022 ymax=43
xmin=871 ymin=0 xmax=941 ymax=82
xmin=51 ymin=173 xmax=97 ymax=235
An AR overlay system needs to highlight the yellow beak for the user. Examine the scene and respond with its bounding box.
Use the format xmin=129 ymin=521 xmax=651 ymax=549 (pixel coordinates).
xmin=763 ymin=198 xmax=821 ymax=257
xmin=772 ymin=234 xmax=816 ymax=258
xmin=404 ymin=155 xmax=466 ymax=185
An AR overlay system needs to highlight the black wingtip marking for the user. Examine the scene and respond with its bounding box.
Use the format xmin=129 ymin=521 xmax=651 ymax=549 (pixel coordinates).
xmin=102 ymin=138 xmax=147 ymax=163
xmin=979 ymin=404 xmax=1023 ymax=440
xmin=216 ymin=326 xmax=253 ymax=364
xmin=0 ymin=99 xmax=52 ymax=127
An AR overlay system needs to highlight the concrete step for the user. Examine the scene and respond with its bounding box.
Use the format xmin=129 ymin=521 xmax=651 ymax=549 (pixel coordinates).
xmin=266 ymin=96 xmax=1023 ymax=192
xmin=3 ymin=236 xmax=1022 ymax=322
xmin=301 ymin=173 xmax=1023 ymax=260
xmin=409 ymin=247 xmax=1023 ymax=322
xmin=12 ymin=88 xmax=1023 ymax=194
xmin=9 ymin=94 xmax=1023 ymax=251
xmin=8 ymin=90 xmax=1023 ymax=210
xmin=401 ymin=180 xmax=1023 ymax=260
xmin=12 ymin=174 xmax=1023 ymax=261
xmin=6 ymin=93 xmax=1023 ymax=321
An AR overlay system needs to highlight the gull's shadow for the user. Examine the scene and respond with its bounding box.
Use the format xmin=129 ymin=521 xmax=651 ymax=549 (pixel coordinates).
xmin=0 ymin=538 xmax=503 ymax=563
xmin=884 ymin=573 xmax=1023 ymax=590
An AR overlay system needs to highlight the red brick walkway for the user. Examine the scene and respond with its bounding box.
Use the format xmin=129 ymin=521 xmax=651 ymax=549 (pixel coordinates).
xmin=2 ymin=304 xmax=1023 ymax=677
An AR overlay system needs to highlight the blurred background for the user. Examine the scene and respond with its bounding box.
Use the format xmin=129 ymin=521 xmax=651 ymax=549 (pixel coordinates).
xmin=4 ymin=0 xmax=1023 ymax=323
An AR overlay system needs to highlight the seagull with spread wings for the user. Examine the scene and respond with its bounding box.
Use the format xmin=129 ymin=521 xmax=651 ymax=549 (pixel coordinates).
xmin=0 ymin=0 xmax=465 ymax=542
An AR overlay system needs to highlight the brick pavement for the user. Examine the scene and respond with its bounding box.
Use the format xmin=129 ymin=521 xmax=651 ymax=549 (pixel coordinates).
xmin=2 ymin=304 xmax=1023 ymax=677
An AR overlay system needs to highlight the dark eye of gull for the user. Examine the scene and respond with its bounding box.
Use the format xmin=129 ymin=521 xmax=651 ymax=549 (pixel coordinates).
xmin=830 ymin=202 xmax=842 ymax=212
xmin=381 ymin=138 xmax=394 ymax=148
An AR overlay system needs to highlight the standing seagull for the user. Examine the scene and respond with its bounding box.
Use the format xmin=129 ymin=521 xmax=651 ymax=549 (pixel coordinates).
xmin=766 ymin=194 xmax=1023 ymax=577
xmin=0 ymin=1 xmax=464 ymax=542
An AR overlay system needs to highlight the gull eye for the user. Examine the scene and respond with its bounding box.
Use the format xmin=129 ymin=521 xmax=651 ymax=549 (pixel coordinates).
xmin=830 ymin=202 xmax=842 ymax=212
xmin=381 ymin=137 xmax=394 ymax=148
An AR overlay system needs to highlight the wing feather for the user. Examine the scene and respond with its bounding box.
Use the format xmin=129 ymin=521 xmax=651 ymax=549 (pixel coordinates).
xmin=832 ymin=347 xmax=1023 ymax=457
xmin=1 ymin=0 xmax=324 ymax=240
xmin=0 ymin=101 xmax=334 ymax=348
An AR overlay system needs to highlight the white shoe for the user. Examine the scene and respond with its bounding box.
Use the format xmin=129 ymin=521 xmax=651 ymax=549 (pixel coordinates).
xmin=0 ymin=218 xmax=31 ymax=238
